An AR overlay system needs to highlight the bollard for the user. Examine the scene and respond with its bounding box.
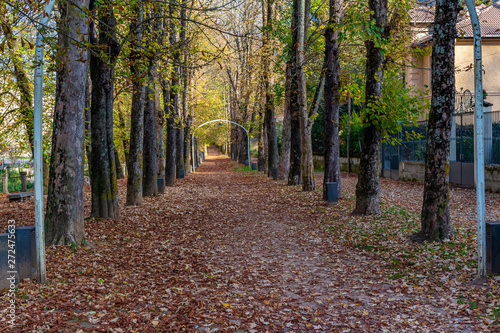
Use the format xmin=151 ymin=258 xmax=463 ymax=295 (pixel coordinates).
xmin=0 ymin=233 xmax=20 ymax=289
xmin=177 ymin=169 xmax=185 ymax=179
xmin=252 ymin=163 xmax=257 ymax=171
xmin=2 ymin=172 xmax=8 ymax=194
xmin=325 ymin=182 xmax=338 ymax=205
xmin=20 ymin=171 xmax=27 ymax=192
xmin=157 ymin=178 xmax=165 ymax=193
xmin=10 ymin=226 xmax=36 ymax=279
xmin=245 ymin=159 xmax=249 ymax=167
xmin=272 ymin=168 xmax=277 ymax=180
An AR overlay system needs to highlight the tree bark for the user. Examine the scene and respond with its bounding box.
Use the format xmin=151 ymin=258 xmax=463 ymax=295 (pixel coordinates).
xmin=126 ymin=1 xmax=144 ymax=206
xmin=263 ymin=0 xmax=278 ymax=177
xmin=156 ymin=84 xmax=165 ymax=187
xmin=277 ymin=61 xmax=292 ymax=180
xmin=176 ymin=117 xmax=184 ymax=178
xmin=184 ymin=115 xmax=192 ymax=172
xmin=165 ymin=2 xmax=179 ymax=185
xmin=117 ymin=105 xmax=129 ymax=167
xmin=115 ymin=148 xmax=125 ymax=179
xmin=353 ymin=0 xmax=387 ymax=215
xmin=288 ymin=0 xmax=303 ymax=186
xmin=323 ymin=0 xmax=343 ymax=199
xmin=85 ymin=75 xmax=92 ymax=177
xmin=296 ymin=0 xmax=315 ymax=191
xmin=164 ymin=79 xmax=176 ymax=186
xmin=89 ymin=0 xmax=121 ymax=218
xmin=414 ymin=0 xmax=458 ymax=242
xmin=45 ymin=0 xmax=88 ymax=245
xmin=258 ymin=121 xmax=266 ymax=171
xmin=143 ymin=62 xmax=158 ymax=195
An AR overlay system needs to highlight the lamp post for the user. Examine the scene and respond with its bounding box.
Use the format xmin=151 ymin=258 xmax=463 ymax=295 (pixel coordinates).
xmin=33 ymin=0 xmax=56 ymax=284
xmin=463 ymin=0 xmax=485 ymax=279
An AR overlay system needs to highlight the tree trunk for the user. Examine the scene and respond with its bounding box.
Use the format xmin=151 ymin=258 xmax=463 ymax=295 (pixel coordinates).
xmin=89 ymin=0 xmax=121 ymax=218
xmin=262 ymin=0 xmax=278 ymax=178
xmin=156 ymin=84 xmax=165 ymax=187
xmin=85 ymin=76 xmax=92 ymax=177
xmin=288 ymin=0 xmax=307 ymax=186
xmin=277 ymin=61 xmax=292 ymax=180
xmin=126 ymin=2 xmax=144 ymax=206
xmin=45 ymin=0 xmax=88 ymax=245
xmin=295 ymin=0 xmax=315 ymax=191
xmin=164 ymin=79 xmax=177 ymax=186
xmin=152 ymin=12 xmax=165 ymax=189
xmin=180 ymin=0 xmax=190 ymax=174
xmin=115 ymin=148 xmax=125 ymax=179
xmin=176 ymin=117 xmax=184 ymax=178
xmin=117 ymin=105 xmax=129 ymax=167
xmin=143 ymin=62 xmax=158 ymax=195
xmin=258 ymin=122 xmax=266 ymax=171
xmin=323 ymin=0 xmax=343 ymax=199
xmin=164 ymin=3 xmax=179 ymax=185
xmin=414 ymin=0 xmax=458 ymax=242
xmin=353 ymin=0 xmax=387 ymax=215
xmin=184 ymin=115 xmax=192 ymax=172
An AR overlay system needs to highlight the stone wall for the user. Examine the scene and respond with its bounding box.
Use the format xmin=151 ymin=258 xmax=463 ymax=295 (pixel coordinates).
xmin=313 ymin=155 xmax=360 ymax=173
xmin=399 ymin=161 xmax=426 ymax=182
xmin=486 ymin=165 xmax=500 ymax=193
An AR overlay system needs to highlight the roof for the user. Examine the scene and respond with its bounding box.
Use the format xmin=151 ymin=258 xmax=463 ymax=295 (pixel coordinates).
xmin=457 ymin=2 xmax=500 ymax=37
xmin=410 ymin=2 xmax=500 ymax=45
xmin=409 ymin=5 xmax=435 ymax=23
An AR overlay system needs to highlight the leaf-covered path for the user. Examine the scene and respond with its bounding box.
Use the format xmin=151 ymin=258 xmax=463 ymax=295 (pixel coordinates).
xmin=1 ymin=155 xmax=499 ymax=332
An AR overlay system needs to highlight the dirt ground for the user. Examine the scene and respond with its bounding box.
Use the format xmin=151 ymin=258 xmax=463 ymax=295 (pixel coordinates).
xmin=1 ymin=155 xmax=500 ymax=332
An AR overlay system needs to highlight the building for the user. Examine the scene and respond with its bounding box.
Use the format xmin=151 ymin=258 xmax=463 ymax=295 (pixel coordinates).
xmin=408 ymin=1 xmax=500 ymax=108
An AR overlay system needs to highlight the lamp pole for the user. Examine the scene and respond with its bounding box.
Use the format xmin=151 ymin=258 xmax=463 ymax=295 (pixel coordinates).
xmin=463 ymin=0 xmax=485 ymax=278
xmin=33 ymin=0 xmax=56 ymax=284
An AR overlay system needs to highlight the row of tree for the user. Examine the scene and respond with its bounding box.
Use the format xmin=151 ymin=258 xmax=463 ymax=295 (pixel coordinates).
xmin=0 ymin=0 xmax=459 ymax=244
xmin=226 ymin=0 xmax=458 ymax=242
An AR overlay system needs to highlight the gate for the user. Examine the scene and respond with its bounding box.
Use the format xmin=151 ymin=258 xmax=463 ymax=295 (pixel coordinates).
xmin=382 ymin=142 xmax=399 ymax=179
xmin=450 ymin=90 xmax=474 ymax=187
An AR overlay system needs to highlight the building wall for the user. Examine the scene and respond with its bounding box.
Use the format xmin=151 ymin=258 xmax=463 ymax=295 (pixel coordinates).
xmin=409 ymin=38 xmax=500 ymax=113
xmin=456 ymin=38 xmax=500 ymax=108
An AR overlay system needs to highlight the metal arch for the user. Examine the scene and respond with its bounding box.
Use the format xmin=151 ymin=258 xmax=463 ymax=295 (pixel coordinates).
xmin=191 ymin=119 xmax=251 ymax=172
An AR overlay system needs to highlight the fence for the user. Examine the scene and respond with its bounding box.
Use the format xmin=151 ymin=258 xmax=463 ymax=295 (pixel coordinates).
xmin=388 ymin=111 xmax=500 ymax=166
xmin=0 ymin=168 xmax=35 ymax=193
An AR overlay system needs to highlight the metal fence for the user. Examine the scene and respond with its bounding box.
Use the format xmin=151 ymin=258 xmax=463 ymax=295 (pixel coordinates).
xmin=0 ymin=169 xmax=35 ymax=193
xmin=385 ymin=110 xmax=500 ymax=165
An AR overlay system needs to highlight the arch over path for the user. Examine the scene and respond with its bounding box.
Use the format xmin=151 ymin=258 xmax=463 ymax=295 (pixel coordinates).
xmin=191 ymin=119 xmax=250 ymax=172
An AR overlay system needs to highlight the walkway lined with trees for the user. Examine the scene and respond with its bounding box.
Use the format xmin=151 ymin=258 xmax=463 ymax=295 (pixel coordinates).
xmin=0 ymin=156 xmax=498 ymax=331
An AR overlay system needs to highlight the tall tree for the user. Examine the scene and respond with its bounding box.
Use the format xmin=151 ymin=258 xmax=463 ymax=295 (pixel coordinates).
xmin=277 ymin=61 xmax=292 ymax=180
xmin=45 ymin=0 xmax=89 ymax=244
xmin=126 ymin=0 xmax=145 ymax=206
xmin=175 ymin=0 xmax=186 ymax=179
xmin=263 ymin=0 xmax=278 ymax=177
xmin=165 ymin=1 xmax=178 ymax=186
xmin=413 ymin=0 xmax=459 ymax=242
xmin=353 ymin=0 xmax=388 ymax=215
xmin=89 ymin=0 xmax=121 ymax=218
xmin=142 ymin=10 xmax=159 ymax=196
xmin=288 ymin=0 xmax=304 ymax=186
xmin=323 ymin=0 xmax=343 ymax=199
xmin=297 ymin=0 xmax=316 ymax=191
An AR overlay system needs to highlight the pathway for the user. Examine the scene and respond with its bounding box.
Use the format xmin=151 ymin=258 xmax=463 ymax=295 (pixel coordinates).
xmin=0 ymin=155 xmax=494 ymax=332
